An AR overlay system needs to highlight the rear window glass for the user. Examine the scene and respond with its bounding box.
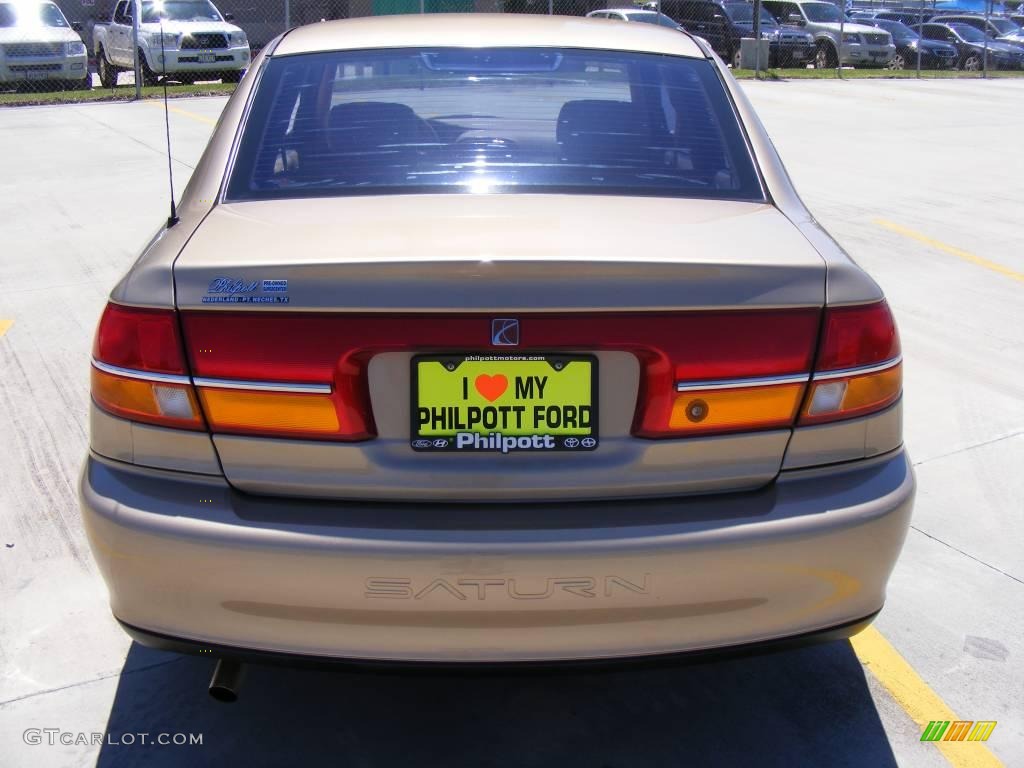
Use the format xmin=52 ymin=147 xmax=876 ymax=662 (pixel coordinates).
xmin=225 ymin=47 xmax=763 ymax=202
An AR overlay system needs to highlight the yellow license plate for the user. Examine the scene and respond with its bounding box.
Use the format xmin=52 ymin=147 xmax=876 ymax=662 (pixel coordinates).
xmin=411 ymin=354 xmax=597 ymax=452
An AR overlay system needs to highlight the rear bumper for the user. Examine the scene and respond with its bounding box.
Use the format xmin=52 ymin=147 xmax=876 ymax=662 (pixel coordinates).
xmin=80 ymin=449 xmax=914 ymax=663
xmin=119 ymin=610 xmax=881 ymax=671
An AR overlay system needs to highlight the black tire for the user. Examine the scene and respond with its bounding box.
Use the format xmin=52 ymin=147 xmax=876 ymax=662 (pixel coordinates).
xmin=814 ymin=41 xmax=837 ymax=69
xmin=138 ymin=50 xmax=159 ymax=86
xmin=962 ymin=53 xmax=981 ymax=71
xmin=888 ymin=52 xmax=906 ymax=70
xmin=97 ymin=47 xmax=117 ymax=88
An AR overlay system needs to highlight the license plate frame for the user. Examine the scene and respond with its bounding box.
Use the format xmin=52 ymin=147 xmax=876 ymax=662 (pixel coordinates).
xmin=410 ymin=353 xmax=599 ymax=453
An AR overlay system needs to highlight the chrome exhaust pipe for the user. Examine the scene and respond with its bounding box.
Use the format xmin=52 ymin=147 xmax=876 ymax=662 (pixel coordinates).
xmin=208 ymin=659 xmax=244 ymax=703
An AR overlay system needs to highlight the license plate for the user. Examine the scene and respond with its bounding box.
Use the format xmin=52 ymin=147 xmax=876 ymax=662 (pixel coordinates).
xmin=197 ymin=53 xmax=216 ymax=63
xmin=791 ymin=50 xmax=805 ymax=59
xmin=411 ymin=354 xmax=598 ymax=453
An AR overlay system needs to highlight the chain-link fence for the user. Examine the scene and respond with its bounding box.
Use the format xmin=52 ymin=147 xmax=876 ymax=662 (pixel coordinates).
xmin=2 ymin=0 xmax=1023 ymax=97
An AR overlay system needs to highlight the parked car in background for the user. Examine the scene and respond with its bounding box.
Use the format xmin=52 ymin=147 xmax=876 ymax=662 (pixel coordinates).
xmin=93 ymin=0 xmax=249 ymax=87
xmin=586 ymin=8 xmax=683 ymax=28
xmin=721 ymin=2 xmax=816 ymax=67
xmin=858 ymin=17 xmax=958 ymax=69
xmin=655 ymin=0 xmax=745 ymax=65
xmin=851 ymin=9 xmax=936 ymax=27
xmin=0 ymin=0 xmax=89 ymax=90
xmin=762 ymin=0 xmax=895 ymax=68
xmin=936 ymin=14 xmax=1024 ymax=47
xmin=917 ymin=21 xmax=1024 ymax=69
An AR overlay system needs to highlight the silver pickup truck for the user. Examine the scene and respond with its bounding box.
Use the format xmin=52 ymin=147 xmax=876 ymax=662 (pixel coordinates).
xmin=93 ymin=0 xmax=249 ymax=87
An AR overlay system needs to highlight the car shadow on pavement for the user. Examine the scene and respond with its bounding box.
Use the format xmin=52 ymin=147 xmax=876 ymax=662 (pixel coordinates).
xmin=97 ymin=639 xmax=896 ymax=768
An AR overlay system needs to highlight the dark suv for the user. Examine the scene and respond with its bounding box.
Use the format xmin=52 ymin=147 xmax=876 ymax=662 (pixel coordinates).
xmin=722 ymin=2 xmax=816 ymax=66
xmin=655 ymin=0 xmax=743 ymax=64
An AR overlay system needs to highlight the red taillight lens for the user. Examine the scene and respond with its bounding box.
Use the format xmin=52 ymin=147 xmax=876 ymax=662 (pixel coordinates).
xmin=91 ymin=303 xmax=205 ymax=430
xmin=815 ymin=301 xmax=900 ymax=373
xmin=93 ymin=303 xmax=189 ymax=375
xmin=800 ymin=301 xmax=902 ymax=425
xmin=181 ymin=309 xmax=820 ymax=441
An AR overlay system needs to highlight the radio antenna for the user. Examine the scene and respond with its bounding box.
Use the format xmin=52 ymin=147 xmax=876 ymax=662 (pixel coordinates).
xmin=159 ymin=20 xmax=179 ymax=228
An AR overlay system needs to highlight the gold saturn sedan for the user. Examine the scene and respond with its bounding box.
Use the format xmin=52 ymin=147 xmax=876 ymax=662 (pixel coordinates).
xmin=80 ymin=13 xmax=914 ymax=686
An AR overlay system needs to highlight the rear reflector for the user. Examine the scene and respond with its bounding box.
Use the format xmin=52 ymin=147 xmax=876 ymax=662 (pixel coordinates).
xmin=799 ymin=301 xmax=902 ymax=425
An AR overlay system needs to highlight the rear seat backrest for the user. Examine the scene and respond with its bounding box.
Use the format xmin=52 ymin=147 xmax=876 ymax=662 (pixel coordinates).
xmin=556 ymin=99 xmax=653 ymax=165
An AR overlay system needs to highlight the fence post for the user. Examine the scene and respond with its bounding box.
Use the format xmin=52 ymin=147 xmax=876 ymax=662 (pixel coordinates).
xmin=982 ymin=0 xmax=989 ymax=79
xmin=837 ymin=12 xmax=844 ymax=79
xmin=548 ymin=0 xmax=553 ymax=14
xmin=917 ymin=0 xmax=922 ymax=78
xmin=753 ymin=0 xmax=762 ymax=79
xmin=284 ymin=0 xmax=290 ymax=29
xmin=132 ymin=0 xmax=141 ymax=99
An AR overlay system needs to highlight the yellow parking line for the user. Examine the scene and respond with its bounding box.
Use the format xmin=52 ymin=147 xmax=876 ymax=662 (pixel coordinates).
xmin=146 ymin=100 xmax=218 ymax=126
xmin=0 ymin=319 xmax=13 ymax=337
xmin=850 ymin=626 xmax=1004 ymax=768
xmin=874 ymin=219 xmax=1024 ymax=284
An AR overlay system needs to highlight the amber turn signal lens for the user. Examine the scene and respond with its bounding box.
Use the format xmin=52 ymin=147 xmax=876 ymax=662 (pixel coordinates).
xmin=91 ymin=367 xmax=204 ymax=430
xmin=801 ymin=364 xmax=901 ymax=425
xmin=198 ymin=388 xmax=340 ymax=436
xmin=667 ymin=382 xmax=805 ymax=435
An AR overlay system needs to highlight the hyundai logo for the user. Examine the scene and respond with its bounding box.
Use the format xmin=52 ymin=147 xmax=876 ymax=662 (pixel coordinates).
xmin=491 ymin=318 xmax=520 ymax=346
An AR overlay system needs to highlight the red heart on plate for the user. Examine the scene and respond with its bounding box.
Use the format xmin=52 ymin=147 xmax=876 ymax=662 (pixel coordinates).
xmin=475 ymin=374 xmax=508 ymax=403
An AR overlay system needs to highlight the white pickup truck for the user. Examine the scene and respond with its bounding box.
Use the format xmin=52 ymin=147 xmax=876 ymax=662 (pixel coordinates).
xmin=0 ymin=1 xmax=89 ymax=90
xmin=93 ymin=0 xmax=249 ymax=87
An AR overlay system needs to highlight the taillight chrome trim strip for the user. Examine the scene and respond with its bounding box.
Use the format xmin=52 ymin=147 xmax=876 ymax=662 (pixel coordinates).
xmin=91 ymin=359 xmax=191 ymax=386
xmin=91 ymin=360 xmax=334 ymax=394
xmin=192 ymin=376 xmax=332 ymax=394
xmin=675 ymin=372 xmax=810 ymax=393
xmin=812 ymin=355 xmax=903 ymax=382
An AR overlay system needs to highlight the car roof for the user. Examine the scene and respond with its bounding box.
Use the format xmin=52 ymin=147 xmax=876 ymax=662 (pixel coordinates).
xmin=273 ymin=13 xmax=707 ymax=58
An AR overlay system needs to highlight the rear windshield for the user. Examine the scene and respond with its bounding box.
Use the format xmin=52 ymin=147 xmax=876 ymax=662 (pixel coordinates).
xmin=225 ymin=47 xmax=763 ymax=202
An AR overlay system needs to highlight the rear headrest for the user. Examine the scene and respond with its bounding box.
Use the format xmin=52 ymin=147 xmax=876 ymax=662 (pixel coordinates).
xmin=326 ymin=101 xmax=427 ymax=154
xmin=556 ymin=99 xmax=651 ymax=163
